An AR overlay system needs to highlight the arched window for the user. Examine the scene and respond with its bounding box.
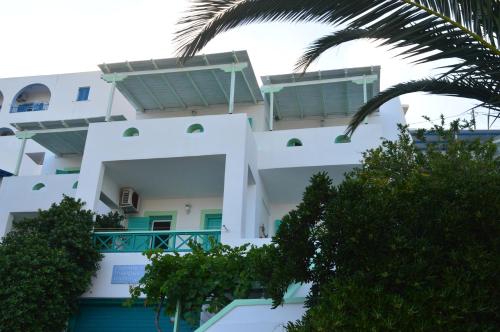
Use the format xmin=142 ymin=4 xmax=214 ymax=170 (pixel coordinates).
xmin=11 ymin=84 xmax=51 ymax=113
xmin=0 ymin=127 xmax=14 ymax=137
xmin=187 ymin=124 xmax=204 ymax=133
xmin=334 ymin=135 xmax=351 ymax=144
xmin=72 ymin=181 xmax=78 ymax=189
xmin=287 ymin=138 xmax=303 ymax=147
xmin=0 ymin=90 xmax=3 ymax=111
xmin=123 ymin=127 xmax=139 ymax=137
xmin=32 ymin=183 xmax=45 ymax=191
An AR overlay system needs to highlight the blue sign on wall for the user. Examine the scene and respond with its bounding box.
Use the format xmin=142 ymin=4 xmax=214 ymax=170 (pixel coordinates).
xmin=111 ymin=265 xmax=146 ymax=284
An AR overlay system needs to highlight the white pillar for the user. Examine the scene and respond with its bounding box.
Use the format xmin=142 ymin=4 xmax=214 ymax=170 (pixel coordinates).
xmin=269 ymin=92 xmax=274 ymax=131
xmin=363 ymin=75 xmax=367 ymax=103
xmin=13 ymin=137 xmax=27 ymax=176
xmin=228 ymin=67 xmax=236 ymax=114
xmin=105 ymin=79 xmax=117 ymax=122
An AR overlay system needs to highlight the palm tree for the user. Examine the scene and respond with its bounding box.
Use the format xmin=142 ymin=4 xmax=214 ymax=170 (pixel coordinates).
xmin=175 ymin=0 xmax=500 ymax=134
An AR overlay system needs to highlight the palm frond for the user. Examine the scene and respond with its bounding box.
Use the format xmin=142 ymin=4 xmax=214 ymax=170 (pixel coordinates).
xmin=346 ymin=78 xmax=500 ymax=135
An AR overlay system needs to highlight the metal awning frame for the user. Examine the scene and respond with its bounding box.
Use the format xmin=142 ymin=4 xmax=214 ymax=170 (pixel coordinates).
xmin=101 ymin=61 xmax=255 ymax=115
xmin=261 ymin=74 xmax=378 ymax=131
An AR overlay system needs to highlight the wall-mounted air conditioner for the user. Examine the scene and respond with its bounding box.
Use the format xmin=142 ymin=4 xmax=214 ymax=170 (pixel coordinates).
xmin=119 ymin=187 xmax=139 ymax=213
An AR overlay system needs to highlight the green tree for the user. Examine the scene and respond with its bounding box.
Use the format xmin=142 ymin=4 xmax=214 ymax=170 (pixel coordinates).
xmin=130 ymin=242 xmax=261 ymax=330
xmin=175 ymin=0 xmax=500 ymax=134
xmin=262 ymin=123 xmax=500 ymax=331
xmin=0 ymin=196 xmax=103 ymax=332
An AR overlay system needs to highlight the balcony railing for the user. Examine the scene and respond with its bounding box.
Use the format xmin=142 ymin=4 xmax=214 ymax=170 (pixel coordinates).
xmin=10 ymin=102 xmax=49 ymax=113
xmin=93 ymin=230 xmax=221 ymax=253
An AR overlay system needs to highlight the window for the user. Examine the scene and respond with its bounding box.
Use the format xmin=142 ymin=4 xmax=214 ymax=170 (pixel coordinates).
xmin=56 ymin=168 xmax=80 ymax=175
xmin=76 ymin=87 xmax=90 ymax=101
xmin=32 ymin=183 xmax=45 ymax=191
xmin=287 ymin=138 xmax=303 ymax=147
xmin=72 ymin=181 xmax=78 ymax=189
xmin=334 ymin=135 xmax=351 ymax=144
xmin=187 ymin=124 xmax=204 ymax=133
xmin=123 ymin=127 xmax=139 ymax=137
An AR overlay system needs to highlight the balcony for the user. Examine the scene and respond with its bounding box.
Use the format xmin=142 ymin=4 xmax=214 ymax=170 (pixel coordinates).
xmin=93 ymin=230 xmax=221 ymax=253
xmin=10 ymin=102 xmax=49 ymax=113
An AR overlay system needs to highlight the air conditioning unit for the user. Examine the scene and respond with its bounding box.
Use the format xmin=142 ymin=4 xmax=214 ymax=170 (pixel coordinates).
xmin=119 ymin=187 xmax=139 ymax=213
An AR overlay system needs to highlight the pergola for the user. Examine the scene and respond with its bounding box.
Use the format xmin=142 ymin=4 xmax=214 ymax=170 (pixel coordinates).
xmin=261 ymin=67 xmax=380 ymax=130
xmin=11 ymin=116 xmax=126 ymax=175
xmin=99 ymin=50 xmax=262 ymax=117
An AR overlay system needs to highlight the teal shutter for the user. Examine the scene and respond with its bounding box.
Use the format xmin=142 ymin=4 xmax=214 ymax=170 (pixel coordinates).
xmin=204 ymin=214 xmax=222 ymax=230
xmin=274 ymin=219 xmax=282 ymax=233
xmin=127 ymin=217 xmax=150 ymax=231
xmin=127 ymin=217 xmax=151 ymax=251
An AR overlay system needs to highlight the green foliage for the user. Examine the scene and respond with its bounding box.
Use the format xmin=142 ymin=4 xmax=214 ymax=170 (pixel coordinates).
xmin=175 ymin=1 xmax=500 ymax=134
xmin=130 ymin=241 xmax=262 ymax=327
xmin=265 ymin=123 xmax=500 ymax=331
xmin=0 ymin=196 xmax=103 ymax=332
xmin=95 ymin=211 xmax=125 ymax=230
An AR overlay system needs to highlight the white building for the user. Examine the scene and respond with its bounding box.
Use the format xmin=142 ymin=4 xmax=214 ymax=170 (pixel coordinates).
xmin=0 ymin=51 xmax=406 ymax=332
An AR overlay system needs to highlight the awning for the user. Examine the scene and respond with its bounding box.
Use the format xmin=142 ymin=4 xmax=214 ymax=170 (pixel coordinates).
xmin=99 ymin=50 xmax=263 ymax=111
xmin=12 ymin=115 xmax=126 ymax=156
xmin=261 ymin=67 xmax=380 ymax=120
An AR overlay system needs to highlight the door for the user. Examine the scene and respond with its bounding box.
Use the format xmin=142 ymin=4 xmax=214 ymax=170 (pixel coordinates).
xmin=150 ymin=216 xmax=172 ymax=250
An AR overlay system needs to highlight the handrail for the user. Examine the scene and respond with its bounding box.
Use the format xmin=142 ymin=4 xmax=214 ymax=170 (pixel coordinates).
xmin=94 ymin=229 xmax=221 ymax=235
xmin=10 ymin=102 xmax=49 ymax=113
xmin=93 ymin=230 xmax=221 ymax=253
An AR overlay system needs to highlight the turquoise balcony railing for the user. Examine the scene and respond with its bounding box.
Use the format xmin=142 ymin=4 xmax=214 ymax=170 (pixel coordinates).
xmin=93 ymin=230 xmax=221 ymax=253
xmin=10 ymin=102 xmax=49 ymax=113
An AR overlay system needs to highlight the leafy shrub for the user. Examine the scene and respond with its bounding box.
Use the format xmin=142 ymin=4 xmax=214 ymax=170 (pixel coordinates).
xmin=0 ymin=196 xmax=103 ymax=332
xmin=267 ymin=124 xmax=500 ymax=331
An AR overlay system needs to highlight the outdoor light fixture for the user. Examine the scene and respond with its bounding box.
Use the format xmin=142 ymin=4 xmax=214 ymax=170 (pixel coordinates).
xmin=185 ymin=203 xmax=192 ymax=214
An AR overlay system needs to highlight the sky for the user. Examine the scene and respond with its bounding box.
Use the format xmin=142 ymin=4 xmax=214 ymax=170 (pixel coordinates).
xmin=0 ymin=0 xmax=496 ymax=129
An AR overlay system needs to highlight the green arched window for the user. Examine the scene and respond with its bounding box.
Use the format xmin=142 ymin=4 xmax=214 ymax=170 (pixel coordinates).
xmin=72 ymin=181 xmax=78 ymax=189
xmin=187 ymin=124 xmax=204 ymax=133
xmin=32 ymin=183 xmax=45 ymax=191
xmin=287 ymin=138 xmax=303 ymax=147
xmin=334 ymin=135 xmax=351 ymax=144
xmin=123 ymin=127 xmax=139 ymax=137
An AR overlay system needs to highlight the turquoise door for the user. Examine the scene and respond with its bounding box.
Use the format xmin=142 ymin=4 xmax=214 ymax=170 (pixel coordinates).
xmin=71 ymin=301 xmax=195 ymax=332
xmin=204 ymin=214 xmax=222 ymax=230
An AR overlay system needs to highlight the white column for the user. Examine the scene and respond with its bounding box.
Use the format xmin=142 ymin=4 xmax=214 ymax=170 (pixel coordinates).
xmin=228 ymin=67 xmax=236 ymax=114
xmin=76 ymin=162 xmax=106 ymax=211
xmin=269 ymin=92 xmax=274 ymax=131
xmin=13 ymin=137 xmax=27 ymax=176
xmin=105 ymin=79 xmax=117 ymax=122
xmin=363 ymin=75 xmax=367 ymax=103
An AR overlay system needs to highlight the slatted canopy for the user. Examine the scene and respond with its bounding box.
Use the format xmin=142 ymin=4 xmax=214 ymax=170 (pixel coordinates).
xmin=261 ymin=67 xmax=380 ymax=120
xmin=99 ymin=50 xmax=263 ymax=112
xmin=12 ymin=115 xmax=126 ymax=156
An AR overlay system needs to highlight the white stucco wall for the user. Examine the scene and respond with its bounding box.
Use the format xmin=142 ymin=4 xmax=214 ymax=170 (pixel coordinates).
xmin=136 ymin=103 xmax=266 ymax=131
xmin=204 ymin=302 xmax=306 ymax=332
xmin=138 ymin=197 xmax=223 ymax=230
xmin=0 ymin=173 xmax=78 ymax=235
xmin=42 ymin=154 xmax=82 ymax=175
xmin=0 ymin=71 xmax=134 ymax=125
xmin=76 ymin=114 xmax=252 ymax=243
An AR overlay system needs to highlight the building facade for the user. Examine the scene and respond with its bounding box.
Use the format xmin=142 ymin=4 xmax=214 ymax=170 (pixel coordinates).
xmin=0 ymin=51 xmax=406 ymax=331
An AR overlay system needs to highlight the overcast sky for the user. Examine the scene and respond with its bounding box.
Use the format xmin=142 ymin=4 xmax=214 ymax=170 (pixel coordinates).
xmin=0 ymin=0 xmax=496 ymax=129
